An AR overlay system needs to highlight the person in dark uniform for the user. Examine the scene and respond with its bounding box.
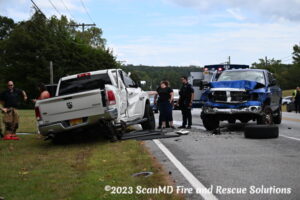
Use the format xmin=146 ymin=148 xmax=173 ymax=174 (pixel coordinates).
xmin=0 ymin=81 xmax=27 ymax=140
xmin=294 ymin=86 xmax=300 ymax=113
xmin=156 ymin=80 xmax=170 ymax=129
xmin=178 ymin=76 xmax=194 ymax=129
xmin=154 ymin=81 xmax=175 ymax=129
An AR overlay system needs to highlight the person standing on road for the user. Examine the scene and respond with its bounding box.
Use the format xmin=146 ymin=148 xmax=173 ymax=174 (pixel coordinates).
xmin=178 ymin=76 xmax=194 ymax=129
xmin=154 ymin=81 xmax=175 ymax=129
xmin=0 ymin=81 xmax=28 ymax=140
xmin=293 ymin=86 xmax=300 ymax=113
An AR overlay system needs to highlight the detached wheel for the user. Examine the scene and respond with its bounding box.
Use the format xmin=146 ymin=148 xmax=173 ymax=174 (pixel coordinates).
xmin=141 ymin=103 xmax=155 ymax=130
xmin=244 ymin=125 xmax=279 ymax=139
xmin=201 ymin=112 xmax=219 ymax=131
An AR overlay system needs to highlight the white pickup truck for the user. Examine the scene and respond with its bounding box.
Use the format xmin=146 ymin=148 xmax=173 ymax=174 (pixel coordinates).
xmin=35 ymin=69 xmax=155 ymax=141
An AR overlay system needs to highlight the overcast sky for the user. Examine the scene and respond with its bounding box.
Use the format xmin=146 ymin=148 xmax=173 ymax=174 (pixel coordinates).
xmin=1 ymin=0 xmax=300 ymax=66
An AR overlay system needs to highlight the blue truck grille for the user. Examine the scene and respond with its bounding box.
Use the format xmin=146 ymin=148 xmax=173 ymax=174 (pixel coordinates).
xmin=212 ymin=91 xmax=248 ymax=103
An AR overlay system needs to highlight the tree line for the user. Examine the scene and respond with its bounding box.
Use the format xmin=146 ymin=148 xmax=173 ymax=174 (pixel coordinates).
xmin=0 ymin=11 xmax=118 ymax=102
xmin=122 ymin=65 xmax=200 ymax=90
xmin=252 ymin=44 xmax=300 ymax=90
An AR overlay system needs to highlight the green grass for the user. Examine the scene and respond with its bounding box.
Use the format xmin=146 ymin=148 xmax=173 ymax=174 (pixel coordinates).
xmin=18 ymin=110 xmax=38 ymax=133
xmin=0 ymin=110 xmax=183 ymax=200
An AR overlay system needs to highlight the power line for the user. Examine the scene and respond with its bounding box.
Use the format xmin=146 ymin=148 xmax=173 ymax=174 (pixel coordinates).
xmin=69 ymin=23 xmax=96 ymax=32
xmin=48 ymin=0 xmax=62 ymax=16
xmin=61 ymin=0 xmax=76 ymax=20
xmin=279 ymin=55 xmax=292 ymax=61
xmin=30 ymin=0 xmax=46 ymax=16
xmin=80 ymin=0 xmax=95 ymax=23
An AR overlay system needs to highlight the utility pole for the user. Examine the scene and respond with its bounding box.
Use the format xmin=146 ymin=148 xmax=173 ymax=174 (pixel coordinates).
xmin=50 ymin=61 xmax=53 ymax=84
xmin=265 ymin=56 xmax=268 ymax=66
xmin=69 ymin=23 xmax=96 ymax=32
xmin=228 ymin=56 xmax=231 ymax=65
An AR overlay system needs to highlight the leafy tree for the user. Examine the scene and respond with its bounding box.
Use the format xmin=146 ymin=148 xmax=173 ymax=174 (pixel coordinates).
xmin=0 ymin=16 xmax=15 ymax=41
xmin=292 ymin=43 xmax=300 ymax=64
xmin=0 ymin=12 xmax=117 ymax=106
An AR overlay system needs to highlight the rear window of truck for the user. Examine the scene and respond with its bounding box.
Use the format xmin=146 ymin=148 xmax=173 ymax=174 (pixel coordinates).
xmin=58 ymin=73 xmax=111 ymax=96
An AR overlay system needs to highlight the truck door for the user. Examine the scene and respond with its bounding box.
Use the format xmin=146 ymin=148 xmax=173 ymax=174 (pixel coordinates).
xmin=115 ymin=70 xmax=127 ymax=117
xmin=268 ymin=72 xmax=281 ymax=111
xmin=120 ymin=71 xmax=144 ymax=119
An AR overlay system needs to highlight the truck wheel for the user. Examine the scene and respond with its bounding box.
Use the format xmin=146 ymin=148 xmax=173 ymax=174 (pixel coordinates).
xmin=273 ymin=106 xmax=282 ymax=124
xmin=257 ymin=106 xmax=273 ymax=125
xmin=201 ymin=113 xmax=219 ymax=131
xmin=141 ymin=103 xmax=155 ymax=130
xmin=106 ymin=122 xmax=118 ymax=142
xmin=244 ymin=125 xmax=279 ymax=139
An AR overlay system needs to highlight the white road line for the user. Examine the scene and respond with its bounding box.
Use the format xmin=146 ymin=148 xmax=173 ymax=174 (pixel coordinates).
xmin=153 ymin=139 xmax=218 ymax=200
xmin=280 ymin=135 xmax=300 ymax=141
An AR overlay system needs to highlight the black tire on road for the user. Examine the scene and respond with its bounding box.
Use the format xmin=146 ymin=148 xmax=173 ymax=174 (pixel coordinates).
xmin=201 ymin=113 xmax=219 ymax=131
xmin=244 ymin=124 xmax=279 ymax=139
xmin=141 ymin=103 xmax=155 ymax=130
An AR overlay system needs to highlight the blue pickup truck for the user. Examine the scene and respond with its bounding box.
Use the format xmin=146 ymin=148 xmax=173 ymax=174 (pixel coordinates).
xmin=200 ymin=69 xmax=282 ymax=131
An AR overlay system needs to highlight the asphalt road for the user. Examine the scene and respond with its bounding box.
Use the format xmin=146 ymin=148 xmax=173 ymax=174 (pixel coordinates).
xmin=145 ymin=109 xmax=300 ymax=200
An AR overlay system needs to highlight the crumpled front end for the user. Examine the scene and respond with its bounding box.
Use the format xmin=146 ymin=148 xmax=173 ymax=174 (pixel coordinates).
xmin=202 ymin=80 xmax=269 ymax=115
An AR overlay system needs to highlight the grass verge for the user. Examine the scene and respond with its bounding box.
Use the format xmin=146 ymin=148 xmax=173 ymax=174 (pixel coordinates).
xmin=0 ymin=136 xmax=184 ymax=200
xmin=0 ymin=110 xmax=183 ymax=200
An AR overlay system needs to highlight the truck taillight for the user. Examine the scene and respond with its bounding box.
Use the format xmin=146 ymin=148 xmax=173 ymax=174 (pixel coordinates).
xmin=204 ymin=68 xmax=208 ymax=71
xmin=106 ymin=90 xmax=116 ymax=105
xmin=35 ymin=107 xmax=42 ymax=121
xmin=218 ymin=67 xmax=223 ymax=71
xmin=77 ymin=72 xmax=91 ymax=78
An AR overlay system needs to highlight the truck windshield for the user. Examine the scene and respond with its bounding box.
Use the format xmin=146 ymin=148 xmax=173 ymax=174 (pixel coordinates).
xmin=58 ymin=74 xmax=111 ymax=96
xmin=217 ymin=71 xmax=265 ymax=85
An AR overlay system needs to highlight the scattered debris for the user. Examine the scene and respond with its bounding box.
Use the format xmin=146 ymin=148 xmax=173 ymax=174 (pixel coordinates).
xmin=132 ymin=172 xmax=153 ymax=177
xmin=176 ymin=129 xmax=189 ymax=135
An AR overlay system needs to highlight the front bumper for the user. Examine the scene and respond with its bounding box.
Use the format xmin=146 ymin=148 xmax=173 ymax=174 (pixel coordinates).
xmin=203 ymin=106 xmax=262 ymax=115
xmin=38 ymin=108 xmax=118 ymax=136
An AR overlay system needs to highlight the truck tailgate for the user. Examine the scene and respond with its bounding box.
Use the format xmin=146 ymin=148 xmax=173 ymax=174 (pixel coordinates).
xmin=38 ymin=89 xmax=105 ymax=124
